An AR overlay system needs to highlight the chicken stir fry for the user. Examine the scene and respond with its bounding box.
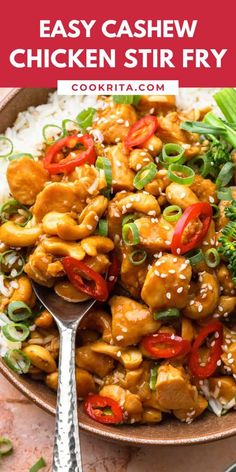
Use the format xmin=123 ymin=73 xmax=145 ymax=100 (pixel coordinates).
xmin=1 ymin=90 xmax=236 ymax=426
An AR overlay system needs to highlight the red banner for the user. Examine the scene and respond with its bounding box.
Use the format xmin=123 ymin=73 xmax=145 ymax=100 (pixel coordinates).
xmin=0 ymin=0 xmax=235 ymax=87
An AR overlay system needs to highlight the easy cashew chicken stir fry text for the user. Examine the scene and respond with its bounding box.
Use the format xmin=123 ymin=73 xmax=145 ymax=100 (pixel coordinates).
xmin=1 ymin=90 xmax=236 ymax=425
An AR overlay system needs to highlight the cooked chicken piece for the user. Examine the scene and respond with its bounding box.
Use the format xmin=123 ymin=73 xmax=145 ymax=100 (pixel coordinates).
xmin=138 ymin=95 xmax=176 ymax=115
xmin=158 ymin=112 xmax=200 ymax=158
xmin=107 ymin=144 xmax=135 ymax=192
xmin=144 ymin=169 xmax=171 ymax=197
xmin=109 ymin=296 xmax=160 ymax=347
xmin=107 ymin=191 xmax=132 ymax=240
xmin=24 ymin=247 xmax=55 ymax=287
xmin=173 ymin=394 xmax=208 ymax=422
xmin=7 ymin=157 xmax=49 ymax=205
xmin=208 ymin=377 xmax=236 ymax=404
xmin=141 ymin=254 xmax=192 ymax=310
xmin=120 ymin=244 xmax=148 ymax=298
xmin=75 ymin=345 xmax=114 ymax=378
xmin=221 ymin=342 xmax=236 ymax=375
xmin=166 ymin=182 xmax=199 ymax=209
xmin=69 ymin=164 xmax=107 ymax=200
xmin=95 ymin=104 xmax=137 ymax=144
xmin=135 ymin=217 xmax=174 ymax=252
xmin=190 ymin=175 xmax=218 ymax=204
xmin=156 ymin=365 xmax=198 ymax=410
xmin=99 ymin=384 xmax=143 ymax=422
xmin=129 ymin=149 xmax=153 ymax=172
xmin=33 ymin=182 xmax=84 ymax=222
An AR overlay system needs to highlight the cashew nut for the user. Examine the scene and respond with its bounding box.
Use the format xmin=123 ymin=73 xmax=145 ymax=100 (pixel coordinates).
xmin=35 ymin=310 xmax=54 ymax=329
xmin=42 ymin=237 xmax=85 ymax=260
xmin=54 ymin=281 xmax=91 ymax=303
xmin=183 ymin=272 xmax=219 ymax=319
xmin=23 ymin=345 xmax=57 ymax=373
xmin=80 ymin=309 xmax=112 ymax=343
xmin=81 ymin=235 xmax=114 ymax=257
xmin=117 ymin=192 xmax=160 ymax=217
xmin=91 ymin=341 xmax=143 ymax=370
xmin=0 ymin=221 xmax=42 ymax=247
xmin=9 ymin=275 xmax=35 ymax=307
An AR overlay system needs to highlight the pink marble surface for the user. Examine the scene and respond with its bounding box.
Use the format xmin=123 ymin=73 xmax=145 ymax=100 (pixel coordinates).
xmin=0 ymin=372 xmax=236 ymax=472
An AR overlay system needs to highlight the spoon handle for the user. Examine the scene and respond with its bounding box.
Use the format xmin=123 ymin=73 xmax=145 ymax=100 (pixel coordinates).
xmin=52 ymin=322 xmax=82 ymax=472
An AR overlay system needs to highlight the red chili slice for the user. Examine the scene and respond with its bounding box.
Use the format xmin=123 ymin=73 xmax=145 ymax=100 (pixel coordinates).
xmin=43 ymin=134 xmax=96 ymax=174
xmin=84 ymin=394 xmax=123 ymax=424
xmin=125 ymin=115 xmax=158 ymax=149
xmin=171 ymin=202 xmax=212 ymax=255
xmin=189 ymin=321 xmax=223 ymax=379
xmin=141 ymin=332 xmax=191 ymax=359
xmin=107 ymin=253 xmax=120 ymax=293
xmin=62 ymin=257 xmax=108 ymax=302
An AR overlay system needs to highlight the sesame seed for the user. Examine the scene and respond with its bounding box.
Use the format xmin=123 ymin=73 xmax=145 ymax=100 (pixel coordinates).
xmin=216 ymin=360 xmax=222 ymax=366
xmin=116 ymin=335 xmax=124 ymax=341
xmin=166 ymin=292 xmax=171 ymax=300
xmin=198 ymin=304 xmax=203 ymax=313
xmin=160 ymin=273 xmax=167 ymax=278
xmin=87 ymin=225 xmax=93 ymax=230
xmin=228 ymin=358 xmax=234 ymax=364
xmin=177 ymin=287 xmax=183 ymax=294
xmin=136 ymin=163 xmax=142 ymax=171
xmin=209 ymin=196 xmax=215 ymax=203
xmin=177 ymin=248 xmax=181 ymax=254
xmin=215 ymin=332 xmax=220 ymax=339
xmin=169 ymin=269 xmax=176 ymax=274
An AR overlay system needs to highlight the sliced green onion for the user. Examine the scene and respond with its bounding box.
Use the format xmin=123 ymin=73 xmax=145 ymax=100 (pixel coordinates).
xmin=216 ymin=162 xmax=235 ymax=188
xmin=0 ymin=437 xmax=13 ymax=456
xmin=96 ymin=156 xmax=112 ymax=198
xmin=185 ymin=249 xmax=204 ymax=266
xmin=149 ymin=367 xmax=158 ymax=391
xmin=8 ymin=301 xmax=32 ymax=322
xmin=204 ymin=112 xmax=236 ymax=148
xmin=4 ymin=349 xmax=31 ymax=374
xmin=42 ymin=124 xmax=64 ymax=144
xmin=153 ymin=308 xmax=180 ymax=321
xmin=205 ymin=248 xmax=221 ymax=268
xmin=2 ymin=323 xmax=30 ymax=342
xmin=76 ymin=108 xmax=96 ymax=130
xmin=0 ymin=250 xmax=25 ymax=278
xmin=188 ymin=155 xmax=211 ymax=178
xmin=211 ymin=204 xmax=220 ymax=219
xmin=0 ymin=199 xmax=32 ymax=226
xmin=122 ymin=214 xmax=138 ymax=226
xmin=217 ymin=188 xmax=233 ymax=201
xmin=122 ymin=222 xmax=140 ymax=246
xmin=61 ymin=119 xmax=81 ymax=135
xmin=29 ymin=457 xmax=46 ymax=472
xmin=163 ymin=205 xmax=182 ymax=222
xmin=162 ymin=143 xmax=185 ymax=164
xmin=0 ymin=136 xmax=13 ymax=158
xmin=167 ymin=164 xmax=195 ymax=185
xmin=214 ymin=88 xmax=236 ymax=123
xmin=133 ymin=163 xmax=157 ymax=190
xmin=128 ymin=249 xmax=147 ymax=265
xmin=181 ymin=121 xmax=226 ymax=136
xmin=98 ymin=219 xmax=108 ymax=236
xmin=112 ymin=95 xmax=141 ymax=105
xmin=8 ymin=152 xmax=34 ymax=161
xmin=96 ymin=157 xmax=112 ymax=187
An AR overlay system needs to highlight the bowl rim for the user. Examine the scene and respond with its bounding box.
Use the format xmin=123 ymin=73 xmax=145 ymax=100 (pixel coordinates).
xmin=1 ymin=87 xmax=236 ymax=446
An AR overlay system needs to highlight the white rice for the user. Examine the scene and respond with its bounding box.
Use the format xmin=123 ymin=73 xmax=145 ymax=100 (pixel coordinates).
xmin=0 ymin=88 xmax=221 ymax=205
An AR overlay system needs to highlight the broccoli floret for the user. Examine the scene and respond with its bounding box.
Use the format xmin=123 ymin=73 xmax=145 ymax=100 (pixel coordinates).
xmin=225 ymin=200 xmax=236 ymax=221
xmin=206 ymin=139 xmax=231 ymax=168
xmin=219 ymin=221 xmax=236 ymax=283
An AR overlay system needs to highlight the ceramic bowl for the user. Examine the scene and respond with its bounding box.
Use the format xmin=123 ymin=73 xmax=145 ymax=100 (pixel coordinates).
xmin=0 ymin=88 xmax=236 ymax=446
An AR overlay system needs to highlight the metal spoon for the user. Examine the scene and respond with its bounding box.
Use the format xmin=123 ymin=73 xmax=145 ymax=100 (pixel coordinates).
xmin=32 ymin=281 xmax=96 ymax=472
